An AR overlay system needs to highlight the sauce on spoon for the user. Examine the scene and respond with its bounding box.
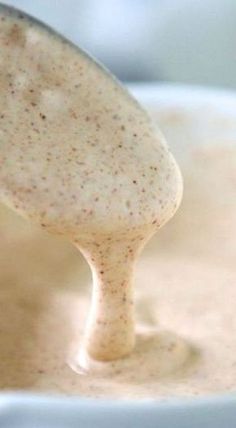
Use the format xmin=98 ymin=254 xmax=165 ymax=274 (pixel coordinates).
xmin=0 ymin=5 xmax=182 ymax=365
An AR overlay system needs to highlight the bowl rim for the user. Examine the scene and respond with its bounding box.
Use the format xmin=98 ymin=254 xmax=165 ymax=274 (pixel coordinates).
xmin=1 ymin=390 xmax=236 ymax=425
xmin=129 ymin=82 xmax=236 ymax=113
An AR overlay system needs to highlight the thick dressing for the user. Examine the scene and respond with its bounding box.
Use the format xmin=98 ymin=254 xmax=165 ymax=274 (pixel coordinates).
xmin=0 ymin=6 xmax=236 ymax=400
xmin=0 ymin=104 xmax=236 ymax=398
xmin=0 ymin=6 xmax=182 ymax=364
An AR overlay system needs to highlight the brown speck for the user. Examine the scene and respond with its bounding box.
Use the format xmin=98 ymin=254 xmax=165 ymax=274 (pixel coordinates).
xmin=7 ymin=24 xmax=25 ymax=46
xmin=70 ymin=110 xmax=77 ymax=119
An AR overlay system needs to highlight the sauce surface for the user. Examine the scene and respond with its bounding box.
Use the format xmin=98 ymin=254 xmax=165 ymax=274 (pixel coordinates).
xmin=0 ymin=102 xmax=236 ymax=399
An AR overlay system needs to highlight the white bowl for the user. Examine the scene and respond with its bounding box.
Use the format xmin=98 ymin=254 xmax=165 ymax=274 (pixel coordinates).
xmin=1 ymin=84 xmax=236 ymax=427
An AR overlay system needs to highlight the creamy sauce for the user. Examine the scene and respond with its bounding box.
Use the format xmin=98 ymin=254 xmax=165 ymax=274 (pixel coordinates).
xmin=0 ymin=102 xmax=236 ymax=399
xmin=0 ymin=6 xmax=182 ymax=364
xmin=1 ymin=6 xmax=236 ymax=400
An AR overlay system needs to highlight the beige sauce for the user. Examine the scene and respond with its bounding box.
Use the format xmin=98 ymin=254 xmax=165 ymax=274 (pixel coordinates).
xmin=0 ymin=5 xmax=181 ymax=365
xmin=0 ymin=102 xmax=236 ymax=399
xmin=1 ymin=6 xmax=236 ymax=401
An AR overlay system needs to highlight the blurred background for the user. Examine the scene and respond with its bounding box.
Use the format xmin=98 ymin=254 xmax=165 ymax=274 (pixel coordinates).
xmin=3 ymin=0 xmax=236 ymax=88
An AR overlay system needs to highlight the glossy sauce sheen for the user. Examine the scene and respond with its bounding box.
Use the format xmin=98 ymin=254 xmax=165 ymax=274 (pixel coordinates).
xmin=0 ymin=100 xmax=236 ymax=398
